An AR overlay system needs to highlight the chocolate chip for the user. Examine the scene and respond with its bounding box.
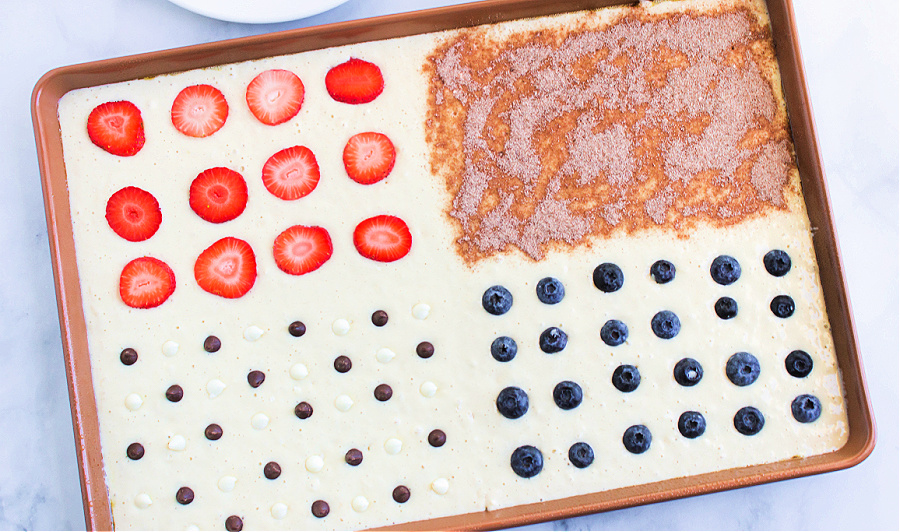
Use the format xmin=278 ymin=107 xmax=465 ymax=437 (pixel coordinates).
xmin=288 ymin=321 xmax=306 ymax=337
xmin=345 ymin=448 xmax=363 ymax=466
xmin=205 ymin=423 xmax=223 ymax=441
xmin=374 ymin=384 xmax=393 ymax=402
xmin=371 ymin=310 xmax=389 ymax=327
xmin=334 ymin=355 xmax=352 ymax=373
xmin=311 ymin=500 xmax=330 ymax=518
xmin=247 ymin=370 xmax=265 ymax=388
xmin=225 ymin=515 xmax=243 ymax=531
xmin=416 ymin=341 xmax=434 ymax=359
xmin=295 ymin=402 xmax=313 ymax=419
xmin=120 ymin=348 xmax=138 ymax=366
xmin=264 ymin=461 xmax=281 ymax=480
xmin=176 ymin=486 xmax=194 ymax=505
xmin=428 ymin=429 xmax=446 ymax=448
xmin=165 ymin=384 xmax=183 ymax=402
xmin=126 ymin=442 xmax=144 ymax=460
xmin=392 ymin=485 xmax=411 ymax=503
xmin=204 ymin=335 xmax=221 ymax=353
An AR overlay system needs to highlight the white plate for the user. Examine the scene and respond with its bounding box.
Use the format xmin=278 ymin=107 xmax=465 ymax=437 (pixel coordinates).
xmin=166 ymin=0 xmax=353 ymax=24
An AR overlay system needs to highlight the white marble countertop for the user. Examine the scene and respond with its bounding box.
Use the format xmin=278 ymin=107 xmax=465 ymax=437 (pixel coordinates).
xmin=1 ymin=0 xmax=896 ymax=529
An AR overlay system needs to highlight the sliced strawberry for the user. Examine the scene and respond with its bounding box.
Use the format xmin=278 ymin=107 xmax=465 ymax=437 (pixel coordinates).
xmin=171 ymin=84 xmax=229 ymax=138
xmin=273 ymin=225 xmax=333 ymax=275
xmin=119 ymin=256 xmax=176 ymax=309
xmin=261 ymin=146 xmax=320 ymax=200
xmin=105 ymin=186 xmax=162 ymax=242
xmin=246 ymin=69 xmax=305 ymax=126
xmin=353 ymin=215 xmax=412 ymax=263
xmin=194 ymin=237 xmax=257 ymax=299
xmin=325 ymin=58 xmax=384 ymax=104
xmin=343 ymin=132 xmax=396 ymax=185
xmin=87 ymin=101 xmax=145 ymax=156
xmin=189 ymin=167 xmax=248 ymax=223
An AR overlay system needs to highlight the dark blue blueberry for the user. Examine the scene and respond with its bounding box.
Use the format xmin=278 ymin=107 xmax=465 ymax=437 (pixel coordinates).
xmin=650 ymin=260 xmax=676 ymax=284
xmin=764 ymin=249 xmax=792 ymax=277
xmin=612 ymin=364 xmax=640 ymax=393
xmin=536 ymin=277 xmax=565 ymax=304
xmin=593 ymin=263 xmax=624 ymax=293
xmin=568 ymin=442 xmax=594 ymax=468
xmin=651 ymin=310 xmax=681 ymax=339
xmin=726 ymin=352 xmax=760 ymax=387
xmin=510 ymin=445 xmax=543 ymax=478
xmin=496 ymin=387 xmax=529 ymax=419
xmin=791 ymin=394 xmax=822 ymax=423
xmin=770 ymin=295 xmax=795 ymax=318
xmin=714 ymin=297 xmax=738 ymax=320
xmin=539 ymin=326 xmax=568 ymax=353
xmin=710 ymin=255 xmax=741 ymax=285
xmin=490 ymin=336 xmax=518 ymax=362
xmin=678 ymin=411 xmax=706 ymax=439
xmin=733 ymin=406 xmax=765 ymax=435
xmin=553 ymin=381 xmax=583 ymax=410
xmin=600 ymin=320 xmax=628 ymax=346
xmin=622 ymin=425 xmax=652 ymax=454
xmin=482 ymin=285 xmax=513 ymax=315
xmin=674 ymin=358 xmax=703 ymax=387
xmin=785 ymin=350 xmax=813 ymax=378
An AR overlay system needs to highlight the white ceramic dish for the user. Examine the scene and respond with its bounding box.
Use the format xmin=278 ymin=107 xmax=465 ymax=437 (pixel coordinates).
xmin=165 ymin=0 xmax=352 ymax=23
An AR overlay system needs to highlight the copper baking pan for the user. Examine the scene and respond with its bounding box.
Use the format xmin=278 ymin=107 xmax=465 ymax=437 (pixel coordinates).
xmin=31 ymin=0 xmax=876 ymax=530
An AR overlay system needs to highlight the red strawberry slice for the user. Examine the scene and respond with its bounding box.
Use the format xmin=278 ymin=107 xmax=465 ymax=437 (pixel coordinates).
xmin=171 ymin=84 xmax=229 ymax=138
xmin=325 ymin=58 xmax=384 ymax=104
xmin=343 ymin=132 xmax=396 ymax=185
xmin=87 ymin=101 xmax=145 ymax=156
xmin=189 ymin=167 xmax=248 ymax=223
xmin=105 ymin=186 xmax=162 ymax=242
xmin=353 ymin=215 xmax=412 ymax=263
xmin=194 ymin=237 xmax=257 ymax=299
xmin=119 ymin=256 xmax=176 ymax=309
xmin=273 ymin=225 xmax=333 ymax=275
xmin=261 ymin=146 xmax=320 ymax=200
xmin=246 ymin=69 xmax=305 ymax=126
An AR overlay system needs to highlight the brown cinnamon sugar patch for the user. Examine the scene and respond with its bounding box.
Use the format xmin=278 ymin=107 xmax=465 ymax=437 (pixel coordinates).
xmin=425 ymin=2 xmax=797 ymax=263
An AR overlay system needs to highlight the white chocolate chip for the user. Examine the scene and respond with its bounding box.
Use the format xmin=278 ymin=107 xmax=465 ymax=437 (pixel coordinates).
xmin=124 ymin=393 xmax=143 ymax=411
xmin=168 ymin=435 xmax=186 ymax=451
xmin=334 ymin=395 xmax=353 ymax=412
xmin=186 ymin=526 xmax=200 ymax=531
xmin=134 ymin=493 xmax=152 ymax=509
xmin=305 ymin=455 xmax=324 ymax=473
xmin=384 ymin=438 xmax=403 ymax=455
xmin=431 ymin=477 xmax=449 ymax=495
xmin=420 ymin=381 xmax=438 ymax=397
xmin=351 ymin=495 xmax=369 ymax=513
xmin=207 ymin=379 xmax=226 ymax=398
xmin=243 ymin=325 xmax=264 ymax=341
xmin=412 ymin=303 xmax=431 ymax=319
xmin=271 ymin=503 xmax=288 ymax=520
xmin=251 ymin=413 xmax=270 ymax=429
xmin=162 ymin=340 xmax=179 ymax=357
xmin=332 ymin=319 xmax=351 ymax=336
xmin=218 ymin=476 xmax=236 ymax=492
xmin=375 ymin=347 xmax=396 ymax=363
xmin=289 ymin=363 xmax=308 ymax=380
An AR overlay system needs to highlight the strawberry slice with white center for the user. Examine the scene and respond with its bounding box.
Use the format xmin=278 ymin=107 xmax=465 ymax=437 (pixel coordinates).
xmin=261 ymin=145 xmax=320 ymax=200
xmin=343 ymin=132 xmax=396 ymax=185
xmin=189 ymin=167 xmax=248 ymax=223
xmin=246 ymin=69 xmax=305 ymax=126
xmin=194 ymin=237 xmax=257 ymax=299
xmin=119 ymin=256 xmax=176 ymax=309
xmin=105 ymin=186 xmax=162 ymax=242
xmin=87 ymin=101 xmax=145 ymax=156
xmin=325 ymin=58 xmax=384 ymax=104
xmin=273 ymin=225 xmax=333 ymax=275
xmin=171 ymin=84 xmax=229 ymax=138
xmin=353 ymin=215 xmax=412 ymax=263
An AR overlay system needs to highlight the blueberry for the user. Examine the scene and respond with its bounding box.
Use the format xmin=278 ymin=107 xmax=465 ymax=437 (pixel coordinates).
xmin=733 ymin=406 xmax=765 ymax=435
xmin=568 ymin=442 xmax=594 ymax=468
xmin=491 ymin=336 xmax=518 ymax=362
xmin=600 ymin=320 xmax=628 ymax=346
xmin=650 ymin=260 xmax=675 ymax=284
xmin=593 ymin=262 xmax=624 ymax=293
xmin=496 ymin=387 xmax=529 ymax=419
xmin=791 ymin=394 xmax=822 ymax=423
xmin=482 ymin=285 xmax=513 ymax=315
xmin=764 ymin=249 xmax=792 ymax=277
xmin=622 ymin=425 xmax=652 ymax=454
xmin=510 ymin=445 xmax=543 ymax=478
xmin=714 ymin=297 xmax=738 ymax=319
xmin=674 ymin=358 xmax=703 ymax=387
xmin=553 ymin=381 xmax=583 ymax=410
xmin=710 ymin=255 xmax=741 ymax=285
xmin=536 ymin=277 xmax=565 ymax=304
xmin=785 ymin=350 xmax=813 ymax=378
xmin=612 ymin=364 xmax=641 ymax=393
xmin=678 ymin=411 xmax=706 ymax=439
xmin=770 ymin=295 xmax=795 ymax=318
xmin=539 ymin=326 xmax=568 ymax=353
xmin=651 ymin=310 xmax=681 ymax=339
xmin=726 ymin=352 xmax=760 ymax=387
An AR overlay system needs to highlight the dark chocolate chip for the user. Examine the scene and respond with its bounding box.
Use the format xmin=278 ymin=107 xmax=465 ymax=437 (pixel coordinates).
xmin=416 ymin=341 xmax=434 ymax=359
xmin=374 ymin=384 xmax=393 ymax=401
xmin=126 ymin=442 xmax=144 ymax=460
xmin=311 ymin=500 xmax=330 ymax=518
xmin=264 ymin=461 xmax=281 ymax=480
xmin=428 ymin=429 xmax=446 ymax=448
xmin=288 ymin=321 xmax=306 ymax=337
xmin=345 ymin=448 xmax=363 ymax=466
xmin=247 ymin=370 xmax=266 ymax=388
xmin=175 ymin=486 xmax=194 ymax=505
xmin=205 ymin=423 xmax=223 ymax=441
xmin=392 ymin=485 xmax=411 ymax=503
xmin=334 ymin=355 xmax=352 ymax=373
xmin=203 ymin=335 xmax=221 ymax=353
xmin=225 ymin=515 xmax=243 ymax=532
xmin=165 ymin=384 xmax=183 ymax=402
xmin=295 ymin=402 xmax=313 ymax=419
xmin=371 ymin=310 xmax=389 ymax=327
xmin=120 ymin=348 xmax=138 ymax=366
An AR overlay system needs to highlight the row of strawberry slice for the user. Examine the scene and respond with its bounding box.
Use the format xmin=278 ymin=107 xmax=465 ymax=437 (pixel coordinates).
xmin=87 ymin=59 xmax=385 ymax=156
